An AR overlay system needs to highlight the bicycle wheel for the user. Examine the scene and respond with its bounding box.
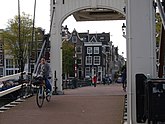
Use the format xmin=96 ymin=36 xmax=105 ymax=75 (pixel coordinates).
xmin=36 ymin=86 xmax=45 ymax=108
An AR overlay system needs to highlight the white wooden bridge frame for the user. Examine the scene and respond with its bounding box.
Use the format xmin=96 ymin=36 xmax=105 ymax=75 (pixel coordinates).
xmin=50 ymin=0 xmax=156 ymax=124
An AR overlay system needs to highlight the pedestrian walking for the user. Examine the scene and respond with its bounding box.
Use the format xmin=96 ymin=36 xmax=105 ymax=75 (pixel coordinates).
xmin=121 ymin=67 xmax=127 ymax=91
xmin=93 ymin=75 xmax=97 ymax=87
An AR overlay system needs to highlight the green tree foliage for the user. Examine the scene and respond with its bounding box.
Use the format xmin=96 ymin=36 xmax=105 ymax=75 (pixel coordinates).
xmin=156 ymin=13 xmax=162 ymax=45
xmin=2 ymin=12 xmax=43 ymax=72
xmin=62 ymin=40 xmax=75 ymax=78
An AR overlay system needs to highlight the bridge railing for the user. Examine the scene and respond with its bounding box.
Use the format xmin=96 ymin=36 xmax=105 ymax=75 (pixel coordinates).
xmin=0 ymin=72 xmax=27 ymax=97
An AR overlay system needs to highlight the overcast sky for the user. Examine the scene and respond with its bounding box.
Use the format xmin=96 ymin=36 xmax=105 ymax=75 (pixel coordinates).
xmin=0 ymin=0 xmax=126 ymax=58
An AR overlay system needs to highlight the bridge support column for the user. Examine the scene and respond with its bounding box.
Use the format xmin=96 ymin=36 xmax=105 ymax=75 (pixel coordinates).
xmin=126 ymin=0 xmax=156 ymax=123
xmin=50 ymin=33 xmax=63 ymax=94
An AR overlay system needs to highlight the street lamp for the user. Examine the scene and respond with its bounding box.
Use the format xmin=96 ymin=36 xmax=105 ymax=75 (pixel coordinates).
xmin=122 ymin=23 xmax=126 ymax=38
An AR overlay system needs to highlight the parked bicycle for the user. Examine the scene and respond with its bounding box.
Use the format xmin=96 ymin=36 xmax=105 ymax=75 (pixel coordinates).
xmin=33 ymin=76 xmax=51 ymax=108
xmin=19 ymin=73 xmax=34 ymax=98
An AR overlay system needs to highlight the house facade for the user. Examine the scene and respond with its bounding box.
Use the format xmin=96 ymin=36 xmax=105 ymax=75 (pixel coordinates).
xmin=0 ymin=30 xmax=4 ymax=77
xmin=0 ymin=28 xmax=45 ymax=76
xmin=67 ymin=29 xmax=124 ymax=81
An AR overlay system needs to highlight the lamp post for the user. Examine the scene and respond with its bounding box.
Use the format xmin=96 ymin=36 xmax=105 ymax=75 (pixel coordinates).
xmin=122 ymin=23 xmax=126 ymax=38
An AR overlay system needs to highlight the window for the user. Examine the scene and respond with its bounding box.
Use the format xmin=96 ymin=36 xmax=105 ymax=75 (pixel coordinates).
xmin=92 ymin=67 xmax=96 ymax=75
xmin=85 ymin=67 xmax=90 ymax=77
xmin=100 ymin=36 xmax=105 ymax=40
xmin=6 ymin=59 xmax=13 ymax=68
xmin=81 ymin=37 xmax=87 ymax=42
xmin=98 ymin=66 xmax=102 ymax=72
xmin=72 ymin=36 xmax=77 ymax=43
xmin=86 ymin=56 xmax=92 ymax=65
xmin=100 ymin=36 xmax=105 ymax=42
xmin=76 ymin=46 xmax=82 ymax=53
xmin=0 ymin=59 xmax=2 ymax=65
xmin=0 ymin=54 xmax=3 ymax=59
xmin=6 ymin=70 xmax=13 ymax=75
xmin=15 ymin=70 xmax=19 ymax=74
xmin=0 ymin=59 xmax=3 ymax=65
xmin=0 ymin=68 xmax=3 ymax=76
xmin=0 ymin=43 xmax=3 ymax=51
xmin=87 ymin=47 xmax=92 ymax=54
xmin=14 ymin=60 xmax=19 ymax=68
xmin=94 ymin=56 xmax=100 ymax=65
xmin=94 ymin=47 xmax=99 ymax=54
xmin=77 ymin=58 xmax=82 ymax=65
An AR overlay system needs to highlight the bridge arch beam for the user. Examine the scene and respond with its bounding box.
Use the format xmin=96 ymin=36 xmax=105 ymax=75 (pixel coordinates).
xmin=50 ymin=0 xmax=126 ymax=93
xmin=50 ymin=0 xmax=156 ymax=123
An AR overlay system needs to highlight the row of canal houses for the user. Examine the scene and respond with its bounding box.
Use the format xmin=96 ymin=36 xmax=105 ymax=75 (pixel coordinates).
xmin=0 ymin=27 xmax=125 ymax=82
xmin=62 ymin=26 xmax=125 ymax=81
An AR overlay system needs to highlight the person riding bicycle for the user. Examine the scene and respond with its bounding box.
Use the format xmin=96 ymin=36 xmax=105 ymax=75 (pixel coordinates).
xmin=36 ymin=57 xmax=52 ymax=95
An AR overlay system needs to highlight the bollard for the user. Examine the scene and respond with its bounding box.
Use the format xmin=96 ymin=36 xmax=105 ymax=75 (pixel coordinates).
xmin=52 ymin=70 xmax=57 ymax=95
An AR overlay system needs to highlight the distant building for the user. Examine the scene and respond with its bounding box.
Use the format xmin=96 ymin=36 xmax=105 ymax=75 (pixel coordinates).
xmin=0 ymin=28 xmax=45 ymax=76
xmin=67 ymin=29 xmax=125 ymax=81
xmin=0 ymin=29 xmax=4 ymax=77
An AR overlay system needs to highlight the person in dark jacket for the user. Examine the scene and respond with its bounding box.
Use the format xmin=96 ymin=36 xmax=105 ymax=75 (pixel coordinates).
xmin=36 ymin=57 xmax=52 ymax=94
xmin=122 ymin=67 xmax=127 ymax=91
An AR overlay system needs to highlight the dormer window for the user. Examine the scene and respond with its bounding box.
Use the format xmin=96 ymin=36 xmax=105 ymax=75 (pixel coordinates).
xmin=72 ymin=36 xmax=77 ymax=43
xmin=100 ymin=36 xmax=105 ymax=41
xmin=81 ymin=37 xmax=87 ymax=42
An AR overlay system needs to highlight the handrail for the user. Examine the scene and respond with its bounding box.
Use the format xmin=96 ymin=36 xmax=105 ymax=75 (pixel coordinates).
xmin=0 ymin=72 xmax=27 ymax=97
xmin=0 ymin=85 xmax=22 ymax=97
xmin=0 ymin=72 xmax=25 ymax=82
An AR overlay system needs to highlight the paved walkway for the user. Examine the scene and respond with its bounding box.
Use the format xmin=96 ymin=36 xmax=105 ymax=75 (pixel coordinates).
xmin=0 ymin=83 xmax=126 ymax=124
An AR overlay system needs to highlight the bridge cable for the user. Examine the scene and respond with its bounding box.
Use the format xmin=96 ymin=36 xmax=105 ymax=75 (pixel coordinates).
xmin=33 ymin=7 xmax=55 ymax=74
xmin=29 ymin=0 xmax=37 ymax=73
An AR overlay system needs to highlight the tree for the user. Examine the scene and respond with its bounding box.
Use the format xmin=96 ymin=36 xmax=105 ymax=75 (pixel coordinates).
xmin=62 ymin=40 xmax=75 ymax=78
xmin=2 ymin=12 xmax=44 ymax=72
xmin=156 ymin=13 xmax=162 ymax=45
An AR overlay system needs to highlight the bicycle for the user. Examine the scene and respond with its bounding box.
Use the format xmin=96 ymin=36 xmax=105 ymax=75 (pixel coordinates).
xmin=33 ymin=76 xmax=51 ymax=108
xmin=20 ymin=73 xmax=34 ymax=98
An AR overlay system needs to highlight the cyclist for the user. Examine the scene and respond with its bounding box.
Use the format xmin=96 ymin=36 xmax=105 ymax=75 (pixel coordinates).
xmin=36 ymin=57 xmax=52 ymax=95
